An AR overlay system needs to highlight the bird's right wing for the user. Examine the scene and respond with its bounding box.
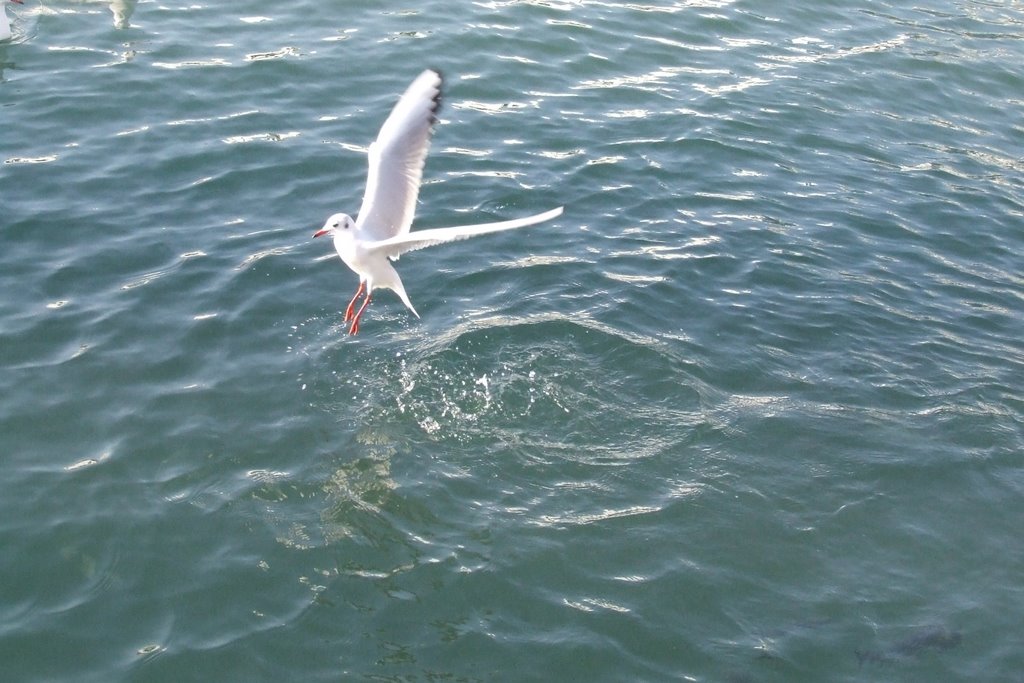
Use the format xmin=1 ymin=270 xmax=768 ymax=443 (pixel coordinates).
xmin=354 ymin=69 xmax=443 ymax=242
xmin=366 ymin=207 xmax=564 ymax=259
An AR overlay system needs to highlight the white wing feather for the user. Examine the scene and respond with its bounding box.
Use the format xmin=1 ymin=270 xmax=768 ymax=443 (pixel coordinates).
xmin=355 ymin=69 xmax=442 ymax=242
xmin=366 ymin=207 xmax=564 ymax=259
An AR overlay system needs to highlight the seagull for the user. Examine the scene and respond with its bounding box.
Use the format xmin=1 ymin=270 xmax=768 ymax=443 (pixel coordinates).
xmin=314 ymin=69 xmax=563 ymax=334
xmin=1 ymin=0 xmax=24 ymax=42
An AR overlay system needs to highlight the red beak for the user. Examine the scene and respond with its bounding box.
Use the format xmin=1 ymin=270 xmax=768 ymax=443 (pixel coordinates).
xmin=312 ymin=228 xmax=329 ymax=238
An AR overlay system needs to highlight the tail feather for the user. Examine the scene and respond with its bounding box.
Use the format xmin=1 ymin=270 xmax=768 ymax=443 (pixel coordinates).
xmin=391 ymin=279 xmax=420 ymax=318
xmin=371 ymin=260 xmax=420 ymax=319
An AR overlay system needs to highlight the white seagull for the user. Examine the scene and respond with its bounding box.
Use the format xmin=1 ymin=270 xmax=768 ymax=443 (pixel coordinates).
xmin=1 ymin=0 xmax=24 ymax=42
xmin=314 ymin=69 xmax=563 ymax=334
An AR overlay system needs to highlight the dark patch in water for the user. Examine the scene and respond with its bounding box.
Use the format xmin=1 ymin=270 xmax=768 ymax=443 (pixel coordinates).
xmin=725 ymin=673 xmax=759 ymax=683
xmin=855 ymin=625 xmax=962 ymax=667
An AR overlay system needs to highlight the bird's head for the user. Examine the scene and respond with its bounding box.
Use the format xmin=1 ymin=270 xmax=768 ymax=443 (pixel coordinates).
xmin=313 ymin=213 xmax=354 ymax=239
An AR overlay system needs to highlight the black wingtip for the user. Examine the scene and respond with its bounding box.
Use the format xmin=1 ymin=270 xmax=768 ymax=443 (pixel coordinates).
xmin=427 ymin=68 xmax=443 ymax=122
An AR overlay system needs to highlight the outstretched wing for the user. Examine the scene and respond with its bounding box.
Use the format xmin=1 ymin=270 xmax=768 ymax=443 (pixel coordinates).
xmin=366 ymin=207 xmax=564 ymax=259
xmin=355 ymin=69 xmax=443 ymax=242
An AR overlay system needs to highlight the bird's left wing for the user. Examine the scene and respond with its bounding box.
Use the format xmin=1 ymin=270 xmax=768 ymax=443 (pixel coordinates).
xmin=366 ymin=207 xmax=564 ymax=259
xmin=355 ymin=70 xmax=443 ymax=242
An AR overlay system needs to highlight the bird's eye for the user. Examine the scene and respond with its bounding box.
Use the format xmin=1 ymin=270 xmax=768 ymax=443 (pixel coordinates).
xmin=332 ymin=222 xmax=339 ymax=228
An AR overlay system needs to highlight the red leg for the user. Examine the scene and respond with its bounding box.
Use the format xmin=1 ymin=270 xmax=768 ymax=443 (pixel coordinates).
xmin=349 ymin=293 xmax=372 ymax=335
xmin=344 ymin=281 xmax=366 ymax=322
